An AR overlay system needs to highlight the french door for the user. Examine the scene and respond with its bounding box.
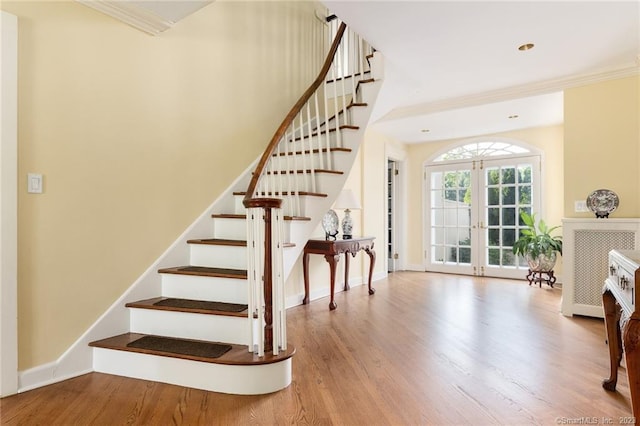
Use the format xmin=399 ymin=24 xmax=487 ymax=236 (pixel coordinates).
xmin=425 ymin=155 xmax=540 ymax=279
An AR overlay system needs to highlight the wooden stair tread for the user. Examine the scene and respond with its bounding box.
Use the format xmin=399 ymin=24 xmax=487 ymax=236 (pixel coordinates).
xmin=89 ymin=333 xmax=295 ymax=366
xmin=187 ymin=238 xmax=295 ymax=248
xmin=266 ymin=169 xmax=343 ymax=175
xmin=273 ymin=147 xmax=351 ymax=157
xmin=158 ymin=266 xmax=247 ymax=279
xmin=317 ymin=106 xmax=367 ymax=130
xmin=211 ymin=214 xmax=311 ymax=221
xmin=289 ymin=125 xmax=360 ymax=143
xmin=187 ymin=238 xmax=246 ymax=247
xmin=233 ymin=191 xmax=327 ymax=198
xmin=125 ymin=297 xmax=248 ymax=317
xmin=326 ymin=70 xmax=372 ymax=84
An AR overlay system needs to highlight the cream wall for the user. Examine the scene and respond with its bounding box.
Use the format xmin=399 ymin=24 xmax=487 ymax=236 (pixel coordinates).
xmin=564 ymin=76 xmax=640 ymax=218
xmin=404 ymin=125 xmax=564 ymax=269
xmin=0 ymin=0 xmax=326 ymax=370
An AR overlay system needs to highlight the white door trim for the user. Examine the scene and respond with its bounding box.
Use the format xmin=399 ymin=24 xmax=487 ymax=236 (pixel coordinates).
xmin=385 ymin=151 xmax=406 ymax=272
xmin=0 ymin=10 xmax=19 ymax=397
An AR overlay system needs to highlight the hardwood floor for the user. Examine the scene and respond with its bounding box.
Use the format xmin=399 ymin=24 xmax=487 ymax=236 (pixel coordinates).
xmin=1 ymin=272 xmax=634 ymax=425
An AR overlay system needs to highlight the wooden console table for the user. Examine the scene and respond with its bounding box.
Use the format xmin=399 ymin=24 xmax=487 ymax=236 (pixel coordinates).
xmin=302 ymin=237 xmax=376 ymax=310
xmin=602 ymin=249 xmax=640 ymax=418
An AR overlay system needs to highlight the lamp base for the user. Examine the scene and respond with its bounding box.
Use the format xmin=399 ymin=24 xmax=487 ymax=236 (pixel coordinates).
xmin=341 ymin=209 xmax=353 ymax=240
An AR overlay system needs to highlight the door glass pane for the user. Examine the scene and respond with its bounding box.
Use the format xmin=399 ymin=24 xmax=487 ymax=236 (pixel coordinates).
xmin=501 ymin=167 xmax=516 ymax=184
xmin=487 ymin=169 xmax=499 ymax=185
xmin=519 ymin=186 xmax=531 ymax=204
xmin=518 ymin=165 xmax=531 ymax=183
xmin=502 ymin=208 xmax=516 ymax=226
xmin=502 ymin=186 xmax=515 ymax=205
xmin=488 ymin=228 xmax=499 ymax=245
xmin=501 ymin=249 xmax=516 ymax=266
xmin=487 ymin=187 xmax=499 ymax=205
xmin=502 ymin=228 xmax=516 ymax=247
xmin=488 ymin=248 xmax=500 ymax=266
xmin=488 ymin=208 xmax=499 ymax=226
xmin=459 ymin=247 xmax=471 ymax=263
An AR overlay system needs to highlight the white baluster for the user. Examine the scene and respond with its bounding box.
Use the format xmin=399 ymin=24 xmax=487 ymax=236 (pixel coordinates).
xmin=305 ymin=102 xmax=316 ymax=193
xmin=332 ymin=49 xmax=342 ymax=148
xmin=313 ymin=92 xmax=324 ymax=171
xmin=322 ymin=79 xmax=333 ymax=169
xmin=339 ymin=35 xmax=348 ymax=135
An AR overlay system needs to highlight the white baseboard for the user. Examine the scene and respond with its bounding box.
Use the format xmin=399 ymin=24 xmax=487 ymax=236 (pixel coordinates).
xmin=405 ymin=264 xmax=425 ymax=272
xmin=19 ymin=362 xmax=93 ymax=393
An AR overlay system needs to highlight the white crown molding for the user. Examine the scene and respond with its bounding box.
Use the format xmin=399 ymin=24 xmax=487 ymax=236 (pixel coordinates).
xmin=77 ymin=0 xmax=174 ymax=35
xmin=380 ymin=64 xmax=640 ymax=123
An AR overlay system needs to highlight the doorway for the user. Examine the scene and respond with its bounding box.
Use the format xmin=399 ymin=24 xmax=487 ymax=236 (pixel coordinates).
xmin=424 ymin=141 xmax=541 ymax=279
xmin=387 ymin=159 xmax=399 ymax=272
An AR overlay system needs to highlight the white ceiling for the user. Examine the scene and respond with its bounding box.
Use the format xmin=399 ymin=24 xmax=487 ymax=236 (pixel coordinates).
xmin=323 ymin=1 xmax=640 ymax=143
xmin=128 ymin=0 xmax=212 ymax=23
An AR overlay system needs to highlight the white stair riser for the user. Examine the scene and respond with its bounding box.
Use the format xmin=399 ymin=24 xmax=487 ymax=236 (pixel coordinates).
xmin=161 ymin=274 xmax=248 ymax=304
xmin=288 ymin=121 xmax=371 ymax=152
xmin=234 ymin=194 xmax=312 ymax=216
xmin=93 ymin=348 xmax=292 ymax=395
xmin=130 ymin=309 xmax=248 ymax=344
xmin=269 ymin=149 xmax=349 ymax=172
xmin=212 ymin=217 xmax=292 ymax=242
xmin=346 ymin=107 xmax=370 ymax=129
xmin=285 ymin=131 xmax=339 ymax=151
xmin=213 ymin=218 xmax=247 ymax=240
xmin=357 ymin=82 xmax=379 ymax=112
xmin=190 ymin=244 xmax=246 ymax=269
xmin=326 ymin=76 xmax=368 ymax=99
xmin=262 ymin=172 xmax=342 ymax=194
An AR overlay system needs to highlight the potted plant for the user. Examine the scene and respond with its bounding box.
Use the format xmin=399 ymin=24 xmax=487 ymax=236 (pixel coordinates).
xmin=512 ymin=211 xmax=563 ymax=272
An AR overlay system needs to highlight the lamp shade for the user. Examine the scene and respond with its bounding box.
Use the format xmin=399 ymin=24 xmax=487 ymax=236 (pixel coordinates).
xmin=333 ymin=189 xmax=361 ymax=210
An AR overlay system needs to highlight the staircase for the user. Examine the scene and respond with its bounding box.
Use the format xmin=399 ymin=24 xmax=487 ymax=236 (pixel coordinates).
xmin=88 ymin=19 xmax=382 ymax=395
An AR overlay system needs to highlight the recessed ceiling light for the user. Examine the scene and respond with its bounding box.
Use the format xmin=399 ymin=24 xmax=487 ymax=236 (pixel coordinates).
xmin=509 ymin=115 xmax=519 ymax=119
xmin=421 ymin=129 xmax=430 ymax=133
xmin=518 ymin=43 xmax=534 ymax=51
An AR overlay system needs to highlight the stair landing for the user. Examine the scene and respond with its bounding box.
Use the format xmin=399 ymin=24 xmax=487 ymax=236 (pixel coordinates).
xmin=90 ymin=333 xmax=295 ymax=366
xmin=90 ymin=333 xmax=295 ymax=395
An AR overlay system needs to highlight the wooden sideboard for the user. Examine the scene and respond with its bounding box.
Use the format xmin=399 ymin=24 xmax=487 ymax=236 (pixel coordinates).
xmin=603 ymin=249 xmax=640 ymax=418
xmin=302 ymin=237 xmax=376 ymax=310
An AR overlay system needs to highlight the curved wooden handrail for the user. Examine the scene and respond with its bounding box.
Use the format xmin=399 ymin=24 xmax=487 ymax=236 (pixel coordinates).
xmin=243 ymin=22 xmax=347 ymax=209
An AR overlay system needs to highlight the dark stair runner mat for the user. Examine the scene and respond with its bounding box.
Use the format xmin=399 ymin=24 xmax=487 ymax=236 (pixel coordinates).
xmin=153 ymin=298 xmax=247 ymax=313
xmin=127 ymin=335 xmax=232 ymax=359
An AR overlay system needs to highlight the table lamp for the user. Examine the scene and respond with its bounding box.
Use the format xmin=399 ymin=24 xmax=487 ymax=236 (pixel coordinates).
xmin=333 ymin=189 xmax=361 ymax=239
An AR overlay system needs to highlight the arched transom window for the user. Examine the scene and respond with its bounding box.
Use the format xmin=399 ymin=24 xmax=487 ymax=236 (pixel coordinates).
xmin=433 ymin=141 xmax=530 ymax=162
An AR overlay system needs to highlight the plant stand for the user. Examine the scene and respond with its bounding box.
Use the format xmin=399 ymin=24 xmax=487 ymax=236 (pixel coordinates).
xmin=527 ymin=269 xmax=556 ymax=288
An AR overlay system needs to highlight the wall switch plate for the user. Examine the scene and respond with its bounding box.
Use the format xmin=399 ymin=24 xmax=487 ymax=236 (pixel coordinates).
xmin=574 ymin=200 xmax=589 ymax=212
xmin=27 ymin=173 xmax=43 ymax=194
